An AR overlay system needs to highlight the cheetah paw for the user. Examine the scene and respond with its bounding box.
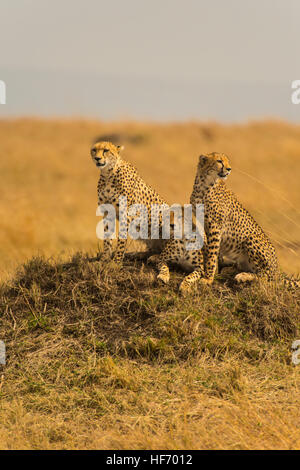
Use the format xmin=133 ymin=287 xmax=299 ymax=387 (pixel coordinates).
xmin=235 ymin=272 xmax=255 ymax=283
xmin=179 ymin=281 xmax=192 ymax=295
xmin=157 ymin=273 xmax=170 ymax=284
xmin=199 ymin=278 xmax=213 ymax=286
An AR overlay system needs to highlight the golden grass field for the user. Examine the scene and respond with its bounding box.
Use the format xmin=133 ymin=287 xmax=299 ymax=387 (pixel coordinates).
xmin=1 ymin=118 xmax=300 ymax=278
xmin=0 ymin=118 xmax=300 ymax=450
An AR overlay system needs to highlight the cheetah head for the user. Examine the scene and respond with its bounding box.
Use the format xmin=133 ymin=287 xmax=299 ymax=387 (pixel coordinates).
xmin=90 ymin=141 xmax=124 ymax=170
xmin=198 ymin=152 xmax=231 ymax=181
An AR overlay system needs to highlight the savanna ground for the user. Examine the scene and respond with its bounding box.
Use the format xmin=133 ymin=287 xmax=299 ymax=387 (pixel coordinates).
xmin=0 ymin=118 xmax=300 ymax=449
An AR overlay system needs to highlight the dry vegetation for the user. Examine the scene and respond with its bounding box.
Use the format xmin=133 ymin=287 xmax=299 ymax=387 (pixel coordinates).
xmin=0 ymin=118 xmax=300 ymax=449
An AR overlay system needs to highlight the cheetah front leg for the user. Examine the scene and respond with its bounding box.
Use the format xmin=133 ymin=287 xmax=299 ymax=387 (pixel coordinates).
xmin=148 ymin=241 xmax=176 ymax=285
xmin=103 ymin=239 xmax=113 ymax=259
xmin=149 ymin=255 xmax=171 ymax=284
xmin=147 ymin=255 xmax=170 ymax=284
xmin=179 ymin=250 xmax=205 ymax=294
xmin=152 ymin=239 xmax=191 ymax=285
xmin=100 ymin=220 xmax=127 ymax=264
xmin=179 ymin=268 xmax=204 ymax=294
xmin=111 ymin=214 xmax=132 ymax=264
xmin=113 ymin=238 xmax=128 ymax=263
xmin=99 ymin=210 xmax=116 ymax=260
xmin=202 ymin=225 xmax=222 ymax=285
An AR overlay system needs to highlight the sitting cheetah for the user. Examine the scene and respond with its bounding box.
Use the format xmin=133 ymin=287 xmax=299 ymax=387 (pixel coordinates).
xmin=178 ymin=151 xmax=300 ymax=291
xmin=91 ymin=141 xmax=204 ymax=277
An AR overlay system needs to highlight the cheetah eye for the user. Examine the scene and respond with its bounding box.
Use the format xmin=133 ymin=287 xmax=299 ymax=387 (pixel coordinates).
xmin=217 ymin=160 xmax=223 ymax=164
xmin=91 ymin=148 xmax=97 ymax=156
xmin=103 ymin=149 xmax=109 ymax=154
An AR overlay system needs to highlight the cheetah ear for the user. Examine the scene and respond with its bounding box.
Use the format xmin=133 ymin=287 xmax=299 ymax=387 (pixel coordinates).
xmin=199 ymin=154 xmax=208 ymax=165
xmin=117 ymin=145 xmax=124 ymax=153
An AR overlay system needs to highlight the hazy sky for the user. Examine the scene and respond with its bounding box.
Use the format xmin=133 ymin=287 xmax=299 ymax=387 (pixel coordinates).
xmin=0 ymin=0 xmax=300 ymax=121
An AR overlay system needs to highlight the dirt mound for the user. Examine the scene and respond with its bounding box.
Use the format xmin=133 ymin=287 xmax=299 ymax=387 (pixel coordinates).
xmin=1 ymin=253 xmax=299 ymax=368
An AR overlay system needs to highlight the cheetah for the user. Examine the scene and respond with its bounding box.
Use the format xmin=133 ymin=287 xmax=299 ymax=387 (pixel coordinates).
xmin=91 ymin=141 xmax=204 ymax=277
xmin=178 ymin=151 xmax=300 ymax=292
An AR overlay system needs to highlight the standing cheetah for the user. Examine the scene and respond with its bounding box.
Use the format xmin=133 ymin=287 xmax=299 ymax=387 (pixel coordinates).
xmin=91 ymin=141 xmax=204 ymax=276
xmin=179 ymin=152 xmax=300 ymax=292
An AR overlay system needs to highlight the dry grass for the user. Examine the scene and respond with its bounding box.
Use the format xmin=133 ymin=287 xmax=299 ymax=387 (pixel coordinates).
xmin=0 ymin=254 xmax=300 ymax=449
xmin=0 ymin=118 xmax=300 ymax=449
xmin=1 ymin=118 xmax=300 ymax=278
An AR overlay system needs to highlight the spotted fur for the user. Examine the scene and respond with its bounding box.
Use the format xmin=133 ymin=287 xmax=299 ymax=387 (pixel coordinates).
xmin=148 ymin=219 xmax=205 ymax=289
xmin=91 ymin=141 xmax=203 ymax=277
xmin=179 ymin=151 xmax=300 ymax=290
